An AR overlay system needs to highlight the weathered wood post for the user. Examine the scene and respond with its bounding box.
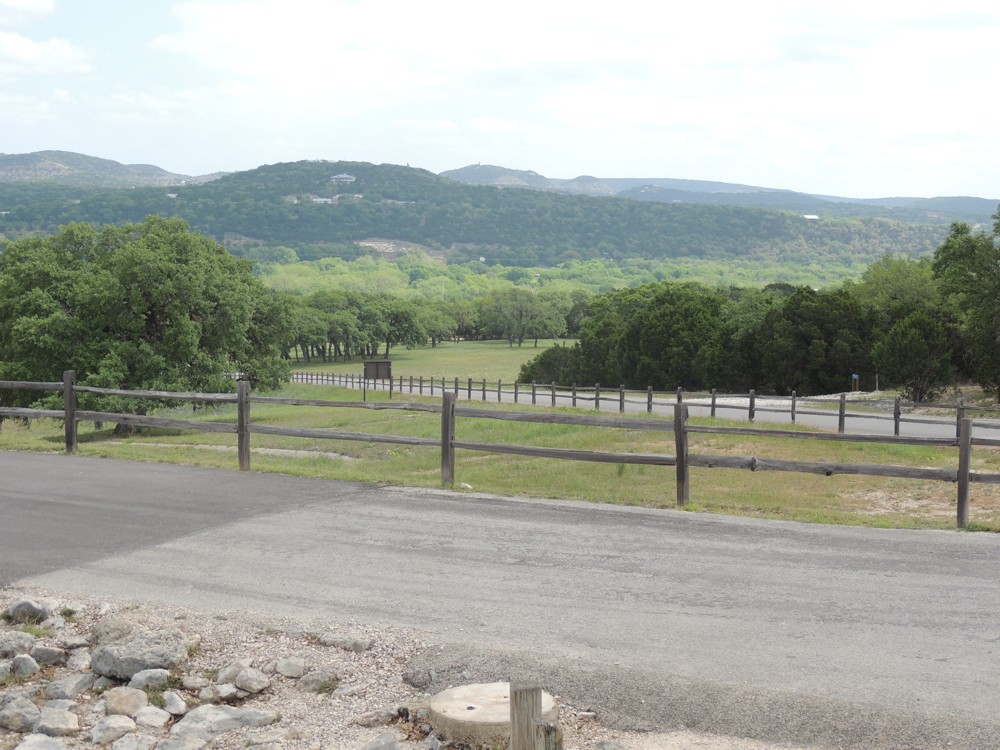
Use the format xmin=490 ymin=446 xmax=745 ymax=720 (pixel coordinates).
xmin=532 ymin=381 xmax=537 ymax=405
xmin=497 ymin=379 xmax=502 ymax=402
xmin=454 ymin=376 xmax=459 ymax=396
xmin=647 ymin=386 xmax=653 ymax=414
xmin=957 ymin=417 xmax=972 ymax=529
xmin=514 ymin=381 xmax=519 ymax=404
xmin=441 ymin=392 xmax=456 ymax=486
xmin=838 ymin=393 xmax=847 ymax=433
xmin=572 ymin=384 xmax=577 ymax=408
xmin=551 ymin=383 xmax=556 ymax=408
xmin=956 ymin=396 xmax=965 ymax=440
xmin=748 ymin=389 xmax=756 ymax=422
xmin=63 ymin=370 xmax=77 ymax=454
xmin=677 ymin=387 xmax=683 ymax=403
xmin=468 ymin=377 xmax=473 ymax=400
xmin=237 ymin=379 xmax=251 ymax=471
xmin=674 ymin=403 xmax=689 ymax=507
xmin=536 ymin=720 xmax=563 ymax=750
xmin=619 ymin=384 xmax=625 ymax=413
xmin=894 ymin=397 xmax=901 ymax=436
xmin=482 ymin=378 xmax=487 ymax=401
xmin=510 ymin=683 xmax=542 ymax=750
xmin=595 ymin=383 xmax=601 ymax=411
xmin=711 ymin=388 xmax=717 ymax=418
xmin=790 ymin=390 xmax=797 ymax=424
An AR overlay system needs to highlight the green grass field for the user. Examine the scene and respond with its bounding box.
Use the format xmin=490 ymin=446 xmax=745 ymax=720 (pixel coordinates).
xmin=3 ymin=375 xmax=999 ymax=531
xmin=288 ymin=338 xmax=569 ymax=382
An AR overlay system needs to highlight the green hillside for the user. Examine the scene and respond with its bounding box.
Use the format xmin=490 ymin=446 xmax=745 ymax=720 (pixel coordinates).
xmin=0 ymin=159 xmax=952 ymax=270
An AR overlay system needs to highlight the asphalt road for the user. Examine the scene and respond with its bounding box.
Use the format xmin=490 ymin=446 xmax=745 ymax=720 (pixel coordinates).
xmin=3 ymin=451 xmax=999 ymax=749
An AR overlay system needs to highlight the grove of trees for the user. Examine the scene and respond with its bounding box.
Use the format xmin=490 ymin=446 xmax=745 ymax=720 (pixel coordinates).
xmin=4 ymin=209 xmax=1000 ymax=407
xmin=520 ymin=215 xmax=1000 ymax=401
xmin=0 ymin=218 xmax=290 ymax=417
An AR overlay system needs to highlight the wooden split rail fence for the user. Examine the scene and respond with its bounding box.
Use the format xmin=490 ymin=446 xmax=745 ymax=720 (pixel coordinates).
xmin=291 ymin=371 xmax=1000 ymax=439
xmin=4 ymin=370 xmax=1000 ymax=529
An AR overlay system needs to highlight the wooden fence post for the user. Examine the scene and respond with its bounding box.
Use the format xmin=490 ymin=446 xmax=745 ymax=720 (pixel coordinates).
xmin=838 ymin=393 xmax=847 ymax=434
xmin=748 ymin=389 xmax=756 ymax=422
xmin=468 ymin=377 xmax=473 ymax=400
xmin=674 ymin=403 xmax=689 ymax=506
xmin=677 ymin=387 xmax=683 ymax=403
xmin=510 ymin=684 xmax=542 ymax=750
xmin=237 ymin=379 xmax=251 ymax=471
xmin=532 ymin=381 xmax=537 ymax=405
xmin=790 ymin=390 xmax=797 ymax=424
xmin=514 ymin=381 xmax=519 ymax=404
xmin=956 ymin=396 xmax=965 ymax=440
xmin=63 ymin=369 xmax=77 ymax=454
xmin=647 ymin=386 xmax=653 ymax=414
xmin=595 ymin=383 xmax=601 ymax=411
xmin=711 ymin=388 xmax=717 ymax=418
xmin=482 ymin=378 xmax=487 ymax=402
xmin=441 ymin=392 xmax=456 ymax=486
xmin=497 ymin=379 xmax=502 ymax=403
xmin=957 ymin=417 xmax=971 ymax=529
xmin=419 ymin=376 xmax=424 ymax=395
xmin=619 ymin=384 xmax=625 ymax=413
xmin=551 ymin=383 xmax=556 ymax=408
xmin=453 ymin=376 xmax=459 ymax=395
xmin=572 ymin=384 xmax=577 ymax=408
xmin=894 ymin=397 xmax=901 ymax=436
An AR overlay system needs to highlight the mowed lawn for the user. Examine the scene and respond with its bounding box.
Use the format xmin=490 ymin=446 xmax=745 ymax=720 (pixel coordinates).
xmin=287 ymin=338 xmax=570 ymax=382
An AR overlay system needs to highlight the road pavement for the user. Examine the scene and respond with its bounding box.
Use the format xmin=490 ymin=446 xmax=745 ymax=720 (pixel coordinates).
xmin=2 ymin=451 xmax=999 ymax=749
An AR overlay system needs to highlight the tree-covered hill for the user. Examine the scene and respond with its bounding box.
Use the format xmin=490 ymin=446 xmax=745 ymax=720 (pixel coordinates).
xmin=0 ymin=159 xmax=957 ymax=269
xmin=443 ymin=164 xmax=998 ymax=226
xmin=0 ymin=150 xmax=221 ymax=188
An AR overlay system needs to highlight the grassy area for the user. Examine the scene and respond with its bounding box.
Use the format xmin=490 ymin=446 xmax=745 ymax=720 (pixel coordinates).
xmin=3 ymin=381 xmax=999 ymax=531
xmin=288 ymin=339 xmax=570 ymax=382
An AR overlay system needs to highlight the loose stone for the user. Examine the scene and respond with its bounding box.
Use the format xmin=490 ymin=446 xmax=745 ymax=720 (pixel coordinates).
xmin=90 ymin=714 xmax=137 ymax=745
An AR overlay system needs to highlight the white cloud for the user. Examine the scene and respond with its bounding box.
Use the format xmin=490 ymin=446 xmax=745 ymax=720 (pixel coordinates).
xmin=0 ymin=30 xmax=90 ymax=75
xmin=0 ymin=0 xmax=54 ymax=25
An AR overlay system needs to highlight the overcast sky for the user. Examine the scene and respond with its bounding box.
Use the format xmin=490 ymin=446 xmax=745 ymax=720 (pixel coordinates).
xmin=2 ymin=0 xmax=997 ymax=199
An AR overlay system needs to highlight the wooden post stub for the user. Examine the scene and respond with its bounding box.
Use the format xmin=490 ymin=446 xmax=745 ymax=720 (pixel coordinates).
xmin=838 ymin=392 xmax=846 ymax=434
xmin=748 ymin=389 xmax=756 ymax=422
xmin=536 ymin=719 xmax=563 ymax=750
xmin=510 ymin=683 xmax=542 ymax=750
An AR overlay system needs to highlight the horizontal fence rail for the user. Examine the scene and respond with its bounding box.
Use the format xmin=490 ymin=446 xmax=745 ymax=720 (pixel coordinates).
xmin=3 ymin=370 xmax=999 ymax=528
xmin=290 ymin=372 xmax=1000 ymax=441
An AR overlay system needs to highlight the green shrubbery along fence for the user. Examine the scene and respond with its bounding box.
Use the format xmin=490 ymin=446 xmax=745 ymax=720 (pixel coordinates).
xmin=3 ymin=370 xmax=1000 ymax=529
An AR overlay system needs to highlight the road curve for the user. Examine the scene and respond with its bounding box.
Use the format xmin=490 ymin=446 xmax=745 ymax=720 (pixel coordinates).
xmin=2 ymin=451 xmax=998 ymax=749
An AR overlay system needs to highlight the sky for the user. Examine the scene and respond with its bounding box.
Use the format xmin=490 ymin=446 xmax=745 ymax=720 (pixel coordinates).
xmin=1 ymin=0 xmax=998 ymax=199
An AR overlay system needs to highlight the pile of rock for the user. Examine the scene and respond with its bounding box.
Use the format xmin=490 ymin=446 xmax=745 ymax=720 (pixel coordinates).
xmin=0 ymin=596 xmax=421 ymax=750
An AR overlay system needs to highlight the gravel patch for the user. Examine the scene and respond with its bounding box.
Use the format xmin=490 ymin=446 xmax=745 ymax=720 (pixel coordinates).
xmin=0 ymin=586 xmax=811 ymax=750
